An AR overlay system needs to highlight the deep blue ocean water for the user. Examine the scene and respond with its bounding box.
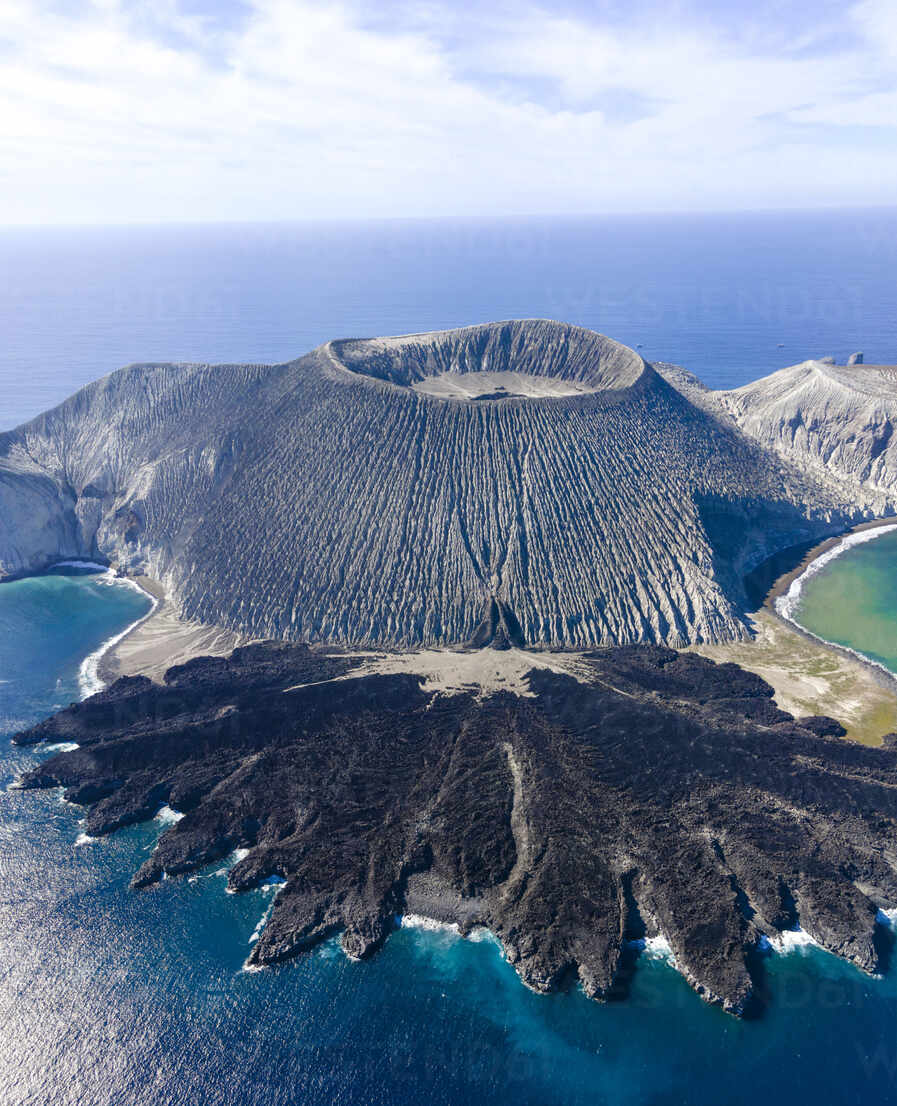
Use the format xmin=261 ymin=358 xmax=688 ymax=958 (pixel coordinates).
xmin=2 ymin=210 xmax=897 ymax=429
xmin=1 ymin=580 xmax=897 ymax=1105
xmin=3 ymin=214 xmax=897 ymax=1103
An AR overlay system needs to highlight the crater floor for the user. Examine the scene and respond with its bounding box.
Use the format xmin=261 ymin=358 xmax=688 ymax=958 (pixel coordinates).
xmin=411 ymin=371 xmax=597 ymax=400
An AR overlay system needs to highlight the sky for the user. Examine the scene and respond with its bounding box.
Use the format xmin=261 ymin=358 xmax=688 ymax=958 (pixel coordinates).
xmin=1 ymin=0 xmax=896 ymax=223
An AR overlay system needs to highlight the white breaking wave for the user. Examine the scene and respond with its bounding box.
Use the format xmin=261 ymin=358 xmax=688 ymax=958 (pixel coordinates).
xmin=467 ymin=926 xmax=502 ymax=948
xmin=224 ymin=848 xmax=252 ymax=892
xmin=44 ymin=742 xmax=79 ymax=753
xmin=248 ymin=910 xmax=270 ymax=943
xmin=249 ymin=881 xmax=285 ymax=944
xmin=75 ymin=832 xmax=97 ymax=846
xmin=775 ymin=524 xmax=897 ymax=677
xmin=78 ymin=572 xmax=159 ymax=699
xmin=776 ymin=525 xmax=897 ymax=622
xmin=625 ymin=934 xmax=676 ymax=959
xmin=398 ymin=915 xmax=506 ymax=956
xmin=765 ymin=926 xmax=819 ymax=953
xmin=400 ymin=913 xmax=461 ymax=935
xmin=154 ymin=805 xmax=185 ymax=825
xmin=643 ymin=934 xmax=676 ymax=963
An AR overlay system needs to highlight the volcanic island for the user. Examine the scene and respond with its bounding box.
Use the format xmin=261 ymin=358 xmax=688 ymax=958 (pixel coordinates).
xmin=5 ymin=320 xmax=897 ymax=1015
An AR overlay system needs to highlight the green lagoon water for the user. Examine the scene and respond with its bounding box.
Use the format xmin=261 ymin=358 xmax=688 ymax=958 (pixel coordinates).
xmin=3 ymin=210 xmax=897 ymax=1102
xmin=789 ymin=527 xmax=897 ymax=674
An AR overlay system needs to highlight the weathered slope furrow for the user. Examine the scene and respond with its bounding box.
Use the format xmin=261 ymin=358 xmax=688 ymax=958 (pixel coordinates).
xmin=718 ymin=359 xmax=897 ymax=509
xmin=0 ymin=321 xmax=867 ymax=647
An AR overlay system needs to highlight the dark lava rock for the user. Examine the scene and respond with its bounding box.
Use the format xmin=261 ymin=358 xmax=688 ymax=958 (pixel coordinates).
xmin=14 ymin=642 xmax=897 ymax=1016
xmin=796 ymin=715 xmax=848 ymax=738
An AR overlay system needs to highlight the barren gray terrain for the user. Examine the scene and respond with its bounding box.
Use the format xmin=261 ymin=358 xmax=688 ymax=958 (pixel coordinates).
xmin=719 ymin=359 xmax=897 ymax=507
xmin=0 ymin=321 xmax=887 ymax=648
xmin=9 ymin=322 xmax=897 ymax=1019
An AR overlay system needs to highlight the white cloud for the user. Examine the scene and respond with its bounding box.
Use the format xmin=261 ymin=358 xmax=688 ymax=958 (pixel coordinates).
xmin=0 ymin=0 xmax=895 ymax=223
xmin=852 ymin=0 xmax=897 ymax=60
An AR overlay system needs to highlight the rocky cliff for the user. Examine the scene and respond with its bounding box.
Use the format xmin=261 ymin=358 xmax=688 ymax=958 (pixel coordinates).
xmin=0 ymin=321 xmax=874 ymax=648
xmin=719 ymin=359 xmax=897 ymax=510
xmin=13 ymin=642 xmax=897 ymax=1015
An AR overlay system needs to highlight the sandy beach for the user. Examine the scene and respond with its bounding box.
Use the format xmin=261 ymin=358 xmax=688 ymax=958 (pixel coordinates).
xmin=101 ymin=518 xmax=897 ymax=746
xmin=98 ymin=575 xmax=243 ymax=685
xmin=692 ymin=518 xmax=897 ymax=745
xmin=764 ymin=516 xmax=897 ymax=611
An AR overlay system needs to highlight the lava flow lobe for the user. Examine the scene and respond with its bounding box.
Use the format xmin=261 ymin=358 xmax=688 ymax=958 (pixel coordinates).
xmin=15 ymin=642 xmax=897 ymax=1015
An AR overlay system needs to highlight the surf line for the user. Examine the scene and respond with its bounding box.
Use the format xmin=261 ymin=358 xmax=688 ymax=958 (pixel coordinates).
xmin=78 ymin=573 xmax=160 ymax=698
xmin=775 ymin=523 xmax=897 ymax=679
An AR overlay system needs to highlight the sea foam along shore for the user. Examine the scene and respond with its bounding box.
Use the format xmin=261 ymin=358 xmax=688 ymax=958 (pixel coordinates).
xmin=776 ymin=523 xmax=897 ymax=623
xmin=75 ymin=570 xmax=160 ymax=698
xmin=774 ymin=523 xmax=897 ymax=678
xmin=400 ymin=913 xmax=461 ymax=935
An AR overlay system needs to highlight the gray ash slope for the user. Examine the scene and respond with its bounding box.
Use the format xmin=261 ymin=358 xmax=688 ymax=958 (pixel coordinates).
xmin=718 ymin=359 xmax=897 ymax=508
xmin=0 ymin=320 xmax=876 ymax=648
xmin=13 ymin=642 xmax=897 ymax=1015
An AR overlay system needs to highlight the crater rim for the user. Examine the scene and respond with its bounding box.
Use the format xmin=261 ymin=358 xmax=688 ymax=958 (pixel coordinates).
xmin=323 ymin=319 xmax=646 ymax=402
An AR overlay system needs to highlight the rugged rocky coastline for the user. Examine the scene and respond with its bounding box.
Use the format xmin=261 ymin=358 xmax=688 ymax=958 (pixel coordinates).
xmin=7 ymin=322 xmax=897 ymax=1018
xmin=14 ymin=641 xmax=897 ymax=1016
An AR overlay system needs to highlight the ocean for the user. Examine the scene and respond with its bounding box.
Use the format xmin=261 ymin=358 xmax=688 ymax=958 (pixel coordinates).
xmin=2 ymin=210 xmax=897 ymax=430
xmin=2 ymin=213 xmax=897 ymax=1104
xmin=2 ymin=569 xmax=897 ymax=1104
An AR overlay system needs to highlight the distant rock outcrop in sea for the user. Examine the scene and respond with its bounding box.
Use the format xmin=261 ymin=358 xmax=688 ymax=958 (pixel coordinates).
xmin=0 ymin=321 xmax=891 ymax=648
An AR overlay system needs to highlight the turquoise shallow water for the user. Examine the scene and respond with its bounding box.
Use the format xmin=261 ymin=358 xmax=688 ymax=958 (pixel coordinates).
xmin=2 ymin=570 xmax=897 ymax=1104
xmin=2 ymin=213 xmax=897 ymax=1102
xmin=791 ymin=528 xmax=897 ymax=674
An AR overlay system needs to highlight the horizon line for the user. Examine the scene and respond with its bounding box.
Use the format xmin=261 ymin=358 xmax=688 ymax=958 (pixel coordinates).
xmin=2 ymin=202 xmax=897 ymax=232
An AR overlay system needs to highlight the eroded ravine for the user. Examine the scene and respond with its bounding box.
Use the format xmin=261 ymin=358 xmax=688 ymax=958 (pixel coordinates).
xmin=0 ymin=321 xmax=865 ymax=649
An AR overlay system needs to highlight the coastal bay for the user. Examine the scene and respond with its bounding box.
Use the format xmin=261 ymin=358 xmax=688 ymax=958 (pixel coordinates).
xmin=4 ymin=570 xmax=897 ymax=1105
xmin=694 ymin=517 xmax=897 ymax=743
xmin=3 ymin=211 xmax=897 ymax=1104
xmin=782 ymin=527 xmax=897 ymax=679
